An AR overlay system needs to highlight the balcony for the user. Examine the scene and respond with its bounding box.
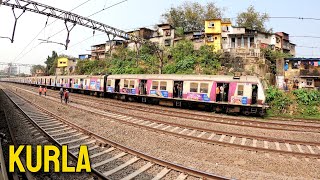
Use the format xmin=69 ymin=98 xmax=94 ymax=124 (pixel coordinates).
xmin=300 ymin=69 xmax=320 ymax=77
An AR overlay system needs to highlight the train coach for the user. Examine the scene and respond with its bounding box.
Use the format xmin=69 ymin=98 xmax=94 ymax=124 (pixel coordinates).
xmin=1 ymin=74 xmax=268 ymax=116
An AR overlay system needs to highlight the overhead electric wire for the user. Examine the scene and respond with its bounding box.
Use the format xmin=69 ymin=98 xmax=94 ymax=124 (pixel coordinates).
xmin=12 ymin=0 xmax=95 ymax=63
xmin=46 ymin=0 xmax=128 ymax=41
xmin=58 ymin=33 xmax=105 ymax=53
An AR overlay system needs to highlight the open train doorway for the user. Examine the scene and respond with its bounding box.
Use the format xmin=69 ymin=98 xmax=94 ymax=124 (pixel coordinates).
xmin=217 ymin=83 xmax=229 ymax=102
xmin=115 ymin=79 xmax=120 ymax=92
xmin=173 ymin=81 xmax=183 ymax=98
xmin=251 ymin=84 xmax=258 ymax=104
xmin=139 ymin=79 xmax=147 ymax=95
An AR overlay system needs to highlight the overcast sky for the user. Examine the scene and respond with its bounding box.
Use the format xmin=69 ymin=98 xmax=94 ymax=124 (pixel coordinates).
xmin=1 ymin=0 xmax=320 ymax=66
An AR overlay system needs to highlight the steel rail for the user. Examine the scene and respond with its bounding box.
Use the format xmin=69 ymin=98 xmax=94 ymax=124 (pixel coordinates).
xmin=0 ymin=90 xmax=33 ymax=180
xmin=4 ymin=89 xmax=230 ymax=180
xmin=1 ymin=89 xmax=108 ymax=180
xmin=6 ymin=83 xmax=320 ymax=133
xmin=72 ymin=94 xmax=320 ymax=133
xmin=8 ymin=87 xmax=320 ymax=159
xmin=68 ymin=95 xmax=320 ymax=146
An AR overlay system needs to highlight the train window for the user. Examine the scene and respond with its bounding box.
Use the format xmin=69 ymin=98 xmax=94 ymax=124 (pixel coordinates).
xmin=124 ymin=80 xmax=129 ymax=88
xmin=152 ymin=81 xmax=159 ymax=90
xmin=107 ymin=80 xmax=112 ymax=86
xmin=237 ymin=85 xmax=244 ymax=96
xmin=160 ymin=81 xmax=167 ymax=90
xmin=200 ymin=83 xmax=208 ymax=93
xmin=190 ymin=83 xmax=198 ymax=92
xmin=129 ymin=80 xmax=135 ymax=88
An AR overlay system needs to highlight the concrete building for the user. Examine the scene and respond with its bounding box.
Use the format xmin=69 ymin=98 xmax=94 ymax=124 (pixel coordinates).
xmin=91 ymin=40 xmax=126 ymax=60
xmin=79 ymin=54 xmax=91 ymax=60
xmin=282 ymin=58 xmax=320 ymax=90
xmin=56 ymin=57 xmax=78 ymax=75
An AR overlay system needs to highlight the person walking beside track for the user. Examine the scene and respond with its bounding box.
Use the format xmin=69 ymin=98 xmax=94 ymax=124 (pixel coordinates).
xmin=43 ymin=86 xmax=47 ymax=96
xmin=38 ymin=86 xmax=43 ymax=96
xmin=64 ymin=89 xmax=70 ymax=104
xmin=59 ymin=88 xmax=64 ymax=103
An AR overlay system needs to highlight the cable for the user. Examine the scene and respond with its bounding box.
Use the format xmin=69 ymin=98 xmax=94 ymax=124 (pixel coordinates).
xmin=291 ymin=36 xmax=320 ymax=39
xmin=46 ymin=0 xmax=128 ymax=41
xmin=12 ymin=0 xmax=95 ymax=63
xmin=58 ymin=33 xmax=105 ymax=53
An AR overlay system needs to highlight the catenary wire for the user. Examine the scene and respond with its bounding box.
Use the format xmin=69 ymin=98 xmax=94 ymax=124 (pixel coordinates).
xmin=12 ymin=0 xmax=95 ymax=63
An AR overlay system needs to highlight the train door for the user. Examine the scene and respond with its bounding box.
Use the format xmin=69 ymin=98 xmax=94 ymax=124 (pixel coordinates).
xmin=115 ymin=79 xmax=120 ymax=92
xmin=251 ymin=84 xmax=258 ymax=104
xmin=69 ymin=78 xmax=73 ymax=88
xmin=139 ymin=79 xmax=147 ymax=95
xmin=217 ymin=83 xmax=229 ymax=102
xmin=173 ymin=81 xmax=183 ymax=98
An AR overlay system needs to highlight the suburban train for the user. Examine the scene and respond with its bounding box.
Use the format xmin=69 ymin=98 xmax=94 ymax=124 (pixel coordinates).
xmin=1 ymin=74 xmax=268 ymax=116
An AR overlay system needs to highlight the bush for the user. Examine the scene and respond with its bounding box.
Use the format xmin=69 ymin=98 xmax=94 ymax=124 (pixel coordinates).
xmin=266 ymin=86 xmax=292 ymax=114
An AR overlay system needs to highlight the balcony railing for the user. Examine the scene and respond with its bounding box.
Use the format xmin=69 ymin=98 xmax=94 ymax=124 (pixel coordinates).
xmin=300 ymin=69 xmax=320 ymax=77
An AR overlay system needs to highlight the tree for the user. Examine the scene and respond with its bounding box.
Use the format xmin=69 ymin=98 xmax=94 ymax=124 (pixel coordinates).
xmin=30 ymin=65 xmax=46 ymax=75
xmin=44 ymin=51 xmax=58 ymax=75
xmin=162 ymin=1 xmax=224 ymax=32
xmin=261 ymin=48 xmax=292 ymax=74
xmin=163 ymin=40 xmax=221 ymax=74
xmin=236 ymin=5 xmax=270 ymax=32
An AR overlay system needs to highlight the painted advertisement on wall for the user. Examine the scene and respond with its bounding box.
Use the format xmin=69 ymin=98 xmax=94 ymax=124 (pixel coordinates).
xmin=121 ymin=88 xmax=136 ymax=95
xmin=150 ymin=90 xmax=169 ymax=98
xmin=231 ymin=96 xmax=248 ymax=105
xmin=90 ymin=78 xmax=97 ymax=90
xmin=107 ymin=86 xmax=114 ymax=93
xmin=186 ymin=93 xmax=210 ymax=102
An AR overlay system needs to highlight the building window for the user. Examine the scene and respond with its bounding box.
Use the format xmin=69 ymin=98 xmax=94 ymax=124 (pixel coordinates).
xmin=160 ymin=81 xmax=167 ymax=90
xmin=165 ymin=30 xmax=171 ymax=36
xmin=164 ymin=39 xmax=171 ymax=46
xmin=190 ymin=83 xmax=198 ymax=92
xmin=124 ymin=80 xmax=129 ymax=88
xmin=152 ymin=81 xmax=159 ymax=90
xmin=107 ymin=80 xmax=112 ymax=86
xmin=307 ymin=79 xmax=313 ymax=86
xmin=200 ymin=83 xmax=208 ymax=93
xmin=208 ymin=22 xmax=215 ymax=28
xmin=292 ymin=61 xmax=299 ymax=69
xmin=237 ymin=85 xmax=244 ymax=96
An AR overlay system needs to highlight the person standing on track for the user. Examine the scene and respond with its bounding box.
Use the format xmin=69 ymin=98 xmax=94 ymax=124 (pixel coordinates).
xmin=59 ymin=88 xmax=64 ymax=103
xmin=64 ymin=89 xmax=70 ymax=104
xmin=43 ymin=86 xmax=47 ymax=96
xmin=38 ymin=86 xmax=43 ymax=96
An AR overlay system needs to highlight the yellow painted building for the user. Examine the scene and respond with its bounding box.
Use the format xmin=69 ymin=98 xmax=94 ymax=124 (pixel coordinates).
xmin=205 ymin=19 xmax=222 ymax=51
xmin=57 ymin=57 xmax=68 ymax=68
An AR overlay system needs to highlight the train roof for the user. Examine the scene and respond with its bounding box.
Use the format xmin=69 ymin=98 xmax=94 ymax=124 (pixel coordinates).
xmin=108 ymin=74 xmax=261 ymax=82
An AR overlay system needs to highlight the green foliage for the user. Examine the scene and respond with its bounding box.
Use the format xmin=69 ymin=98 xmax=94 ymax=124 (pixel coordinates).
xmin=76 ymin=59 xmax=108 ymax=75
xmin=261 ymin=48 xmax=292 ymax=74
xmin=236 ymin=5 xmax=270 ymax=32
xmin=267 ymin=87 xmax=320 ymax=117
xmin=292 ymin=89 xmax=320 ymax=116
xmin=266 ymin=86 xmax=292 ymax=114
xmin=45 ymin=51 xmax=58 ymax=75
xmin=162 ymin=1 xmax=224 ymax=31
xmin=30 ymin=65 xmax=45 ymax=75
xmin=163 ymin=40 xmax=221 ymax=74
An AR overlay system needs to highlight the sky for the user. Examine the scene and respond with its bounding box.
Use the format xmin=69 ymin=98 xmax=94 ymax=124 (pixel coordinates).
xmin=1 ymin=0 xmax=320 ymax=68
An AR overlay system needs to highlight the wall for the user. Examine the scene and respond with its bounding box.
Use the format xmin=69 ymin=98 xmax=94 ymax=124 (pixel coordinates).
xmin=205 ymin=20 xmax=222 ymax=34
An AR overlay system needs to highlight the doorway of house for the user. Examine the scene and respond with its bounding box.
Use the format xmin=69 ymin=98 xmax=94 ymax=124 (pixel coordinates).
xmin=216 ymin=83 xmax=229 ymax=102
xmin=173 ymin=81 xmax=183 ymax=98
xmin=251 ymin=84 xmax=258 ymax=104
xmin=139 ymin=80 xmax=148 ymax=95
xmin=115 ymin=79 xmax=120 ymax=92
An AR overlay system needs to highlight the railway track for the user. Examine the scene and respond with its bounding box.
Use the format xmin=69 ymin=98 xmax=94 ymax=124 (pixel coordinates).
xmin=0 ymin=94 xmax=34 ymax=180
xmin=2 ymin=88 xmax=228 ymax=179
xmin=8 ymin=83 xmax=320 ymax=133
xmin=8 ymin=85 xmax=320 ymax=160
